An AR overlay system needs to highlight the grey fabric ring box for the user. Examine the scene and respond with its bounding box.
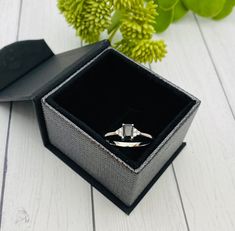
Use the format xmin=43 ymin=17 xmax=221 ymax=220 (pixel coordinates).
xmin=0 ymin=39 xmax=200 ymax=214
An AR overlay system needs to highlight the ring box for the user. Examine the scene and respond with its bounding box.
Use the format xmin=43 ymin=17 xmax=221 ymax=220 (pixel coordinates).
xmin=0 ymin=40 xmax=200 ymax=214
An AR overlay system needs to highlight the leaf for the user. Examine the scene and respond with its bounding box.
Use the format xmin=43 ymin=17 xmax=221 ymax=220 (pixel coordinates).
xmin=158 ymin=0 xmax=179 ymax=10
xmin=182 ymin=0 xmax=226 ymax=17
xmin=173 ymin=0 xmax=188 ymax=21
xmin=213 ymin=0 xmax=235 ymax=20
xmin=154 ymin=7 xmax=174 ymax=33
xmin=108 ymin=10 xmax=123 ymax=34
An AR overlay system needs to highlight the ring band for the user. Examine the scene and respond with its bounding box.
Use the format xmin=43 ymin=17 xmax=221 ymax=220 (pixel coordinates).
xmin=104 ymin=124 xmax=153 ymax=148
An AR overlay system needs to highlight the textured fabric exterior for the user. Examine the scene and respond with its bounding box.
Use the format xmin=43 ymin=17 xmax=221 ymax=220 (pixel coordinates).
xmin=42 ymin=101 xmax=138 ymax=205
xmin=131 ymin=109 xmax=198 ymax=201
xmin=40 ymin=48 xmax=200 ymax=206
xmin=42 ymin=97 xmax=198 ymax=206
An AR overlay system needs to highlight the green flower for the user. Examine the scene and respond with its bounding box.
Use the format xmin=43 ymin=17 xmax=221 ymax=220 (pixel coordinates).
xmin=132 ymin=39 xmax=167 ymax=63
xmin=77 ymin=0 xmax=113 ymax=43
xmin=58 ymin=0 xmax=113 ymax=43
xmin=120 ymin=21 xmax=154 ymax=39
xmin=114 ymin=39 xmax=136 ymax=57
xmin=58 ymin=0 xmax=167 ymax=63
xmin=114 ymin=39 xmax=167 ymax=63
xmin=119 ymin=1 xmax=157 ymax=40
xmin=125 ymin=0 xmax=158 ymax=25
xmin=58 ymin=0 xmax=84 ymax=26
xmin=113 ymin=0 xmax=143 ymax=10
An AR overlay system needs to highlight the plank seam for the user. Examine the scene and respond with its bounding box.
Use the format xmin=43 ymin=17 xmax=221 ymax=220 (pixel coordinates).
xmin=172 ymin=164 xmax=190 ymax=231
xmin=16 ymin=0 xmax=23 ymax=41
xmin=90 ymin=186 xmax=96 ymax=231
xmin=0 ymin=103 xmax=13 ymax=229
xmin=148 ymin=63 xmax=190 ymax=230
xmin=194 ymin=14 xmax=235 ymax=120
xmin=0 ymin=0 xmax=23 ymax=228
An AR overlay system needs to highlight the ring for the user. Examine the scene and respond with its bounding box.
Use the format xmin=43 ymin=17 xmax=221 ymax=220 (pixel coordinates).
xmin=104 ymin=124 xmax=153 ymax=148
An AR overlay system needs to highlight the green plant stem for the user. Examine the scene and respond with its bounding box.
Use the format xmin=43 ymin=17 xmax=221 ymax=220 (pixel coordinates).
xmin=108 ymin=10 xmax=124 ymax=42
xmin=108 ymin=25 xmax=120 ymax=42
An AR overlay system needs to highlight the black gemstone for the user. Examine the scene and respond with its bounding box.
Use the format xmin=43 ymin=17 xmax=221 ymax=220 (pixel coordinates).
xmin=123 ymin=124 xmax=134 ymax=138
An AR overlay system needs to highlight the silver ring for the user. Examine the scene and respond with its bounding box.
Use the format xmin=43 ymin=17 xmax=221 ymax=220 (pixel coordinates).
xmin=104 ymin=124 xmax=153 ymax=148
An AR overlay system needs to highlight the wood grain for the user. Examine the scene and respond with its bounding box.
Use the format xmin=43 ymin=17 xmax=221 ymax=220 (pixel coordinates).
xmin=0 ymin=0 xmax=21 ymax=202
xmin=0 ymin=0 xmax=21 ymax=46
xmin=18 ymin=0 xmax=80 ymax=53
xmin=94 ymin=167 xmax=188 ymax=231
xmin=0 ymin=104 xmax=10 ymax=200
xmin=1 ymin=1 xmax=235 ymax=230
xmin=196 ymin=12 xmax=235 ymax=114
xmin=1 ymin=0 xmax=93 ymax=230
xmin=1 ymin=102 xmax=93 ymax=231
xmin=152 ymin=13 xmax=235 ymax=231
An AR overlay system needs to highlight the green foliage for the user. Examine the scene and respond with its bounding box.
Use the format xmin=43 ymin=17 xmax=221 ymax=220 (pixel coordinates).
xmin=173 ymin=0 xmax=188 ymax=22
xmin=58 ymin=0 xmax=167 ymax=63
xmin=213 ymin=0 xmax=235 ymax=20
xmin=155 ymin=0 xmax=235 ymax=34
xmin=154 ymin=6 xmax=174 ymax=33
xmin=182 ymin=0 xmax=226 ymax=17
xmin=158 ymin=0 xmax=178 ymax=10
xmin=58 ymin=0 xmax=235 ymax=63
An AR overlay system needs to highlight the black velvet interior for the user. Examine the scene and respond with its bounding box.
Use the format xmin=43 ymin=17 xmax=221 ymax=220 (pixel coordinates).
xmin=46 ymin=49 xmax=196 ymax=169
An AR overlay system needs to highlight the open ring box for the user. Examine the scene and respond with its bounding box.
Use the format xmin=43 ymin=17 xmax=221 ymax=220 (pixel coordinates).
xmin=0 ymin=40 xmax=200 ymax=214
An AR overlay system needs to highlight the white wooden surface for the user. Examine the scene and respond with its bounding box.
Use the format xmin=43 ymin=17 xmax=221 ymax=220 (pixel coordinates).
xmin=0 ymin=0 xmax=21 ymax=220
xmin=0 ymin=1 xmax=235 ymax=230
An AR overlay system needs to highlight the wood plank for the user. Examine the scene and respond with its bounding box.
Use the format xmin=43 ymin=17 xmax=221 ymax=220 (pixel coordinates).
xmin=94 ymin=168 xmax=188 ymax=231
xmin=18 ymin=0 xmax=81 ymax=53
xmin=1 ymin=0 xmax=93 ymax=230
xmin=0 ymin=0 xmax=21 ymax=46
xmin=152 ymin=13 xmax=235 ymax=231
xmin=196 ymin=12 xmax=235 ymax=113
xmin=1 ymin=102 xmax=92 ymax=231
xmin=0 ymin=0 xmax=21 ymax=202
xmin=0 ymin=104 xmax=10 ymax=199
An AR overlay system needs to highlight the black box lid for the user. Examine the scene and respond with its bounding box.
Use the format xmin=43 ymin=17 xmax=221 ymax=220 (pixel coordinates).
xmin=0 ymin=39 xmax=110 ymax=102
